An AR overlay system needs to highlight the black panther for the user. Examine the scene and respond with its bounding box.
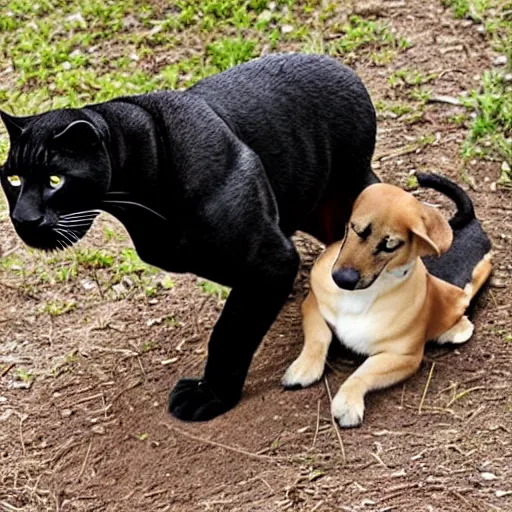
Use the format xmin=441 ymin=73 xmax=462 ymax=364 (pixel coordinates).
xmin=0 ymin=53 xmax=379 ymax=421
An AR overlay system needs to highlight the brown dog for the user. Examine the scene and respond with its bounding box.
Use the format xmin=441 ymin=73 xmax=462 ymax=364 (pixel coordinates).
xmin=283 ymin=176 xmax=492 ymax=427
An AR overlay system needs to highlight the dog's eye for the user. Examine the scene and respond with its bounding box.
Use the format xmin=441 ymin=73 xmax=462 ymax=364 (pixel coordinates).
xmin=379 ymin=238 xmax=404 ymax=253
xmin=351 ymin=222 xmax=372 ymax=240
xmin=49 ymin=175 xmax=64 ymax=189
xmin=7 ymin=175 xmax=22 ymax=187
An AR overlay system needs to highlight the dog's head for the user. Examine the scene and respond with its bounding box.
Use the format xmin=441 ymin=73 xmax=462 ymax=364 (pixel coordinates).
xmin=331 ymin=183 xmax=453 ymax=291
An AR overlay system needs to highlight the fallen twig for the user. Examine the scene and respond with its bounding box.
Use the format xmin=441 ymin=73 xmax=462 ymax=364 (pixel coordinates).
xmin=312 ymin=399 xmax=321 ymax=448
xmin=0 ymin=363 xmax=15 ymax=378
xmin=419 ymin=362 xmax=435 ymax=414
xmin=323 ymin=376 xmax=346 ymax=464
xmin=76 ymin=440 xmax=93 ymax=483
xmin=163 ymin=423 xmax=286 ymax=462
xmin=427 ymin=94 xmax=462 ymax=106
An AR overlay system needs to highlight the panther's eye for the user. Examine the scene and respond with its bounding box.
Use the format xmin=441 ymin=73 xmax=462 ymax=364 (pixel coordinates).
xmin=49 ymin=175 xmax=63 ymax=189
xmin=7 ymin=175 xmax=21 ymax=187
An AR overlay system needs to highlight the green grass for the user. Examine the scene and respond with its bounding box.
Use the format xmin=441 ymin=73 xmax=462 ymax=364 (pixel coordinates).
xmin=444 ymin=0 xmax=512 ymax=168
xmin=328 ymin=15 xmax=411 ymax=63
xmin=198 ymin=280 xmax=230 ymax=300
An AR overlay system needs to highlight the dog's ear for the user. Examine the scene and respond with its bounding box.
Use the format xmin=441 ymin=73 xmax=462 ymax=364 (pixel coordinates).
xmin=411 ymin=203 xmax=453 ymax=257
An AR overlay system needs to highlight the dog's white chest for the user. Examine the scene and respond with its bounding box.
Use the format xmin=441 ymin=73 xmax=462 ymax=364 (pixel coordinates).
xmin=320 ymin=291 xmax=378 ymax=355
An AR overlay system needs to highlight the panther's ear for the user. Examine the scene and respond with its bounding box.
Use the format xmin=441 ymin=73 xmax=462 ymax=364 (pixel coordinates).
xmin=53 ymin=120 xmax=101 ymax=153
xmin=0 ymin=110 xmax=26 ymax=140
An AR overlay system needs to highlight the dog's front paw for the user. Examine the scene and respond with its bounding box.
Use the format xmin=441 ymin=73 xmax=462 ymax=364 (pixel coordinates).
xmin=168 ymin=378 xmax=239 ymax=422
xmin=282 ymin=354 xmax=325 ymax=389
xmin=331 ymin=387 xmax=365 ymax=428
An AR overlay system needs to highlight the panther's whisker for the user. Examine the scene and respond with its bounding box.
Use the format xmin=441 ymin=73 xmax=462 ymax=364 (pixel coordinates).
xmin=101 ymin=200 xmax=167 ymax=221
xmin=60 ymin=213 xmax=98 ymax=219
xmin=55 ymin=238 xmax=67 ymax=251
xmin=60 ymin=210 xmax=100 ymax=220
xmin=58 ymin=215 xmax=98 ymax=224
xmin=57 ymin=220 xmax=93 ymax=228
xmin=54 ymin=228 xmax=76 ymax=247
xmin=63 ymin=229 xmax=80 ymax=243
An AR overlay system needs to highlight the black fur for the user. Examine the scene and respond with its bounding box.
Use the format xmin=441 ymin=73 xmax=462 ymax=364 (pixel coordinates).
xmin=417 ymin=172 xmax=492 ymax=291
xmin=0 ymin=53 xmax=379 ymax=421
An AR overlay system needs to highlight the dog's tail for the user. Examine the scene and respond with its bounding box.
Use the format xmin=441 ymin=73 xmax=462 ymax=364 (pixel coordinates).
xmin=415 ymin=172 xmax=475 ymax=229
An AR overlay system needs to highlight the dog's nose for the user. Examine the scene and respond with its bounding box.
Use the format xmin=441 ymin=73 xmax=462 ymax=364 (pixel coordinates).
xmin=332 ymin=267 xmax=360 ymax=290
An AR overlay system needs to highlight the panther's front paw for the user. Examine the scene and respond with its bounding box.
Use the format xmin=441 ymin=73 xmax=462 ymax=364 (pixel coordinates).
xmin=282 ymin=354 xmax=325 ymax=389
xmin=168 ymin=378 xmax=240 ymax=422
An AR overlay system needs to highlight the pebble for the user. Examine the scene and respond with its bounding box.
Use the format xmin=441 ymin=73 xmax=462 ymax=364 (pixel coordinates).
xmin=493 ymin=55 xmax=508 ymax=66
xmin=0 ymin=410 xmax=13 ymax=422
xmin=481 ymin=472 xmax=497 ymax=481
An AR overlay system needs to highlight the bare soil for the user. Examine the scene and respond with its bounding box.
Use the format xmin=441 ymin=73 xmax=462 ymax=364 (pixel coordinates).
xmin=1 ymin=1 xmax=511 ymax=511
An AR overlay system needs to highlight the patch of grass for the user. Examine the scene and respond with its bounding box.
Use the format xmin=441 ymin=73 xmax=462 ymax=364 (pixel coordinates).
xmin=444 ymin=1 xmax=512 ymax=167
xmin=116 ymin=248 xmax=157 ymax=277
xmin=140 ymin=341 xmax=156 ymax=352
xmin=389 ymin=68 xmax=438 ymax=88
xmin=198 ymin=280 xmax=230 ymax=300
xmin=41 ymin=299 xmax=77 ymax=316
xmin=406 ymin=175 xmax=419 ymax=190
xmin=329 ymin=15 xmax=411 ymax=62
xmin=375 ymin=99 xmax=414 ymax=118
xmin=74 ymin=248 xmax=115 ymax=269
xmin=442 ymin=0 xmax=489 ymax=22
xmin=206 ymin=37 xmax=257 ymax=71
xmin=460 ymin=70 xmax=512 ymax=165
xmin=14 ymin=367 xmax=33 ymax=382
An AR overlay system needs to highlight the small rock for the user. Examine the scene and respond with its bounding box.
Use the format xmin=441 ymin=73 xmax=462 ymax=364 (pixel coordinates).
xmin=490 ymin=278 xmax=507 ymax=288
xmin=122 ymin=14 xmax=140 ymax=29
xmin=62 ymin=61 xmax=71 ymax=71
xmin=496 ymin=490 xmax=512 ymax=498
xmin=493 ymin=55 xmax=508 ymax=66
xmin=91 ymin=425 xmax=105 ymax=435
xmin=504 ymin=73 xmax=512 ymax=83
xmin=0 ymin=410 xmax=13 ymax=422
xmin=61 ymin=409 xmax=72 ymax=418
xmin=149 ymin=24 xmax=163 ymax=36
xmin=490 ymin=182 xmax=497 ymax=192
xmin=0 ymin=396 xmax=7 ymax=403
xmin=281 ymin=24 xmax=293 ymax=34
xmin=258 ymin=10 xmax=272 ymax=22
xmin=81 ymin=279 xmax=96 ymax=291
xmin=130 ymin=53 xmax=139 ymax=62
xmin=481 ymin=472 xmax=497 ymax=481
xmin=65 ymin=12 xmax=86 ymax=26
xmin=353 ymin=1 xmax=385 ymax=16
xmin=9 ymin=380 xmax=33 ymax=390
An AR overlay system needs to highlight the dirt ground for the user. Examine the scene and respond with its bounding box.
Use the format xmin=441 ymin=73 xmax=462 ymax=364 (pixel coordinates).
xmin=1 ymin=1 xmax=511 ymax=511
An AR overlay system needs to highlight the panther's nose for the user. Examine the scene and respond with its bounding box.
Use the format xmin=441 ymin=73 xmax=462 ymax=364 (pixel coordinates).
xmin=12 ymin=212 xmax=45 ymax=228
xmin=332 ymin=267 xmax=360 ymax=290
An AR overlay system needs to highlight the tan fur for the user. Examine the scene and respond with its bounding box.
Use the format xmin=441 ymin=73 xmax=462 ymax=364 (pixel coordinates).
xmin=283 ymin=183 xmax=492 ymax=428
